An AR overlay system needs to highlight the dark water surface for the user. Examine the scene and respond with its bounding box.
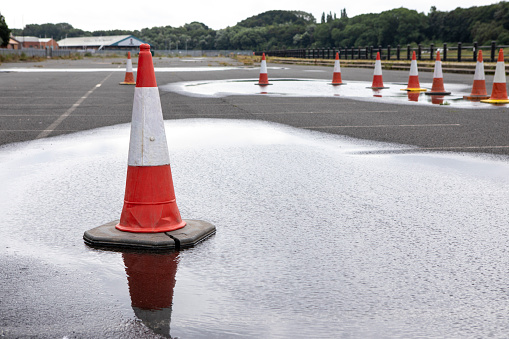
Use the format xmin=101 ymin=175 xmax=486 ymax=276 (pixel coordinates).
xmin=2 ymin=119 xmax=509 ymax=338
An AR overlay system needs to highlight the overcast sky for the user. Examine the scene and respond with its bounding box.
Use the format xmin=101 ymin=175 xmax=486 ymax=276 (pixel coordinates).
xmin=2 ymin=0 xmax=504 ymax=32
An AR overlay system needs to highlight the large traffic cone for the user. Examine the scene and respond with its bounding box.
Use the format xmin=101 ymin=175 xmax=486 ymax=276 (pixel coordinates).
xmin=481 ymin=49 xmax=509 ymax=104
xmin=425 ymin=51 xmax=451 ymax=95
xmin=119 ymin=51 xmax=136 ymax=85
xmin=464 ymin=50 xmax=489 ymax=100
xmin=367 ymin=52 xmax=388 ymax=89
xmin=116 ymin=44 xmax=186 ymax=233
xmin=330 ymin=52 xmax=344 ymax=85
xmin=255 ymin=53 xmax=271 ymax=86
xmin=401 ymin=51 xmax=427 ymax=92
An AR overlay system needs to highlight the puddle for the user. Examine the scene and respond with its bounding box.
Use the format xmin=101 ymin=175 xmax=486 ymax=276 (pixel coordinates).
xmin=161 ymin=78 xmax=505 ymax=109
xmin=2 ymin=119 xmax=509 ymax=338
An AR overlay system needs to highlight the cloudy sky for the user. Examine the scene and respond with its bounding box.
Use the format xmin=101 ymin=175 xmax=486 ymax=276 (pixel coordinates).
xmin=2 ymin=0 xmax=504 ymax=32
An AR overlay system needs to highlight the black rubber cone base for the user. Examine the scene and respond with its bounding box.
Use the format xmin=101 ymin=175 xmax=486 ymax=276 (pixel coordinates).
xmin=83 ymin=219 xmax=216 ymax=251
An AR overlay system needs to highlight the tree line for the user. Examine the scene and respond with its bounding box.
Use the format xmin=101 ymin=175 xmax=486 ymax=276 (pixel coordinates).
xmin=3 ymin=2 xmax=509 ymax=50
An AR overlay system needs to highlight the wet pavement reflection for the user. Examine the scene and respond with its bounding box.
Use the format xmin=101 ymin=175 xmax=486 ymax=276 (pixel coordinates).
xmin=161 ymin=79 xmax=505 ymax=109
xmin=3 ymin=120 xmax=509 ymax=337
xmin=123 ymin=251 xmax=179 ymax=338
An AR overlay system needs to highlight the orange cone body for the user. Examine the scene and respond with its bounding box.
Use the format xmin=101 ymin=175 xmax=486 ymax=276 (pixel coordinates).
xmin=482 ymin=49 xmax=509 ymax=104
xmin=256 ymin=53 xmax=271 ymax=86
xmin=331 ymin=52 xmax=344 ymax=85
xmin=425 ymin=51 xmax=451 ymax=95
xmin=116 ymin=44 xmax=186 ymax=233
xmin=402 ymin=51 xmax=426 ymax=92
xmin=120 ymin=52 xmax=136 ymax=85
xmin=368 ymin=52 xmax=387 ymax=89
xmin=464 ymin=50 xmax=489 ymax=100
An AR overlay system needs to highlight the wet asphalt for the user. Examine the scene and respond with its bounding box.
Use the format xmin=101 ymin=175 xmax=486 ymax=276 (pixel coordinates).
xmin=0 ymin=56 xmax=508 ymax=155
xmin=2 ymin=56 xmax=509 ymax=338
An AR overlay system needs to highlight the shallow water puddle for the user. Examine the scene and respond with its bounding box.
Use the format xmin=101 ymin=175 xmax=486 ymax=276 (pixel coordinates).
xmin=2 ymin=119 xmax=509 ymax=338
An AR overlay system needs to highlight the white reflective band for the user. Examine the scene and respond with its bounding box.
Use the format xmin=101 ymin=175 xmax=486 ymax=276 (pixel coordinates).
xmin=128 ymin=87 xmax=170 ymax=166
xmin=334 ymin=59 xmax=341 ymax=73
xmin=433 ymin=61 xmax=443 ymax=78
xmin=494 ymin=61 xmax=507 ymax=83
xmin=474 ymin=61 xmax=485 ymax=80
xmin=409 ymin=59 xmax=418 ymax=76
xmin=126 ymin=59 xmax=133 ymax=73
xmin=374 ymin=60 xmax=382 ymax=75
xmin=260 ymin=60 xmax=267 ymax=74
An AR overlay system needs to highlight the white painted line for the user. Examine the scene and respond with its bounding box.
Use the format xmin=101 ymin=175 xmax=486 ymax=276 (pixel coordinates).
xmin=36 ymin=73 xmax=113 ymax=139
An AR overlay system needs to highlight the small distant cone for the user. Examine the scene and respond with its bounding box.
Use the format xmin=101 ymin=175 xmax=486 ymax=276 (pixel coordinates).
xmin=255 ymin=53 xmax=272 ymax=86
xmin=481 ymin=49 xmax=509 ymax=104
xmin=120 ymin=52 xmax=136 ymax=85
xmin=367 ymin=52 xmax=388 ymax=89
xmin=464 ymin=50 xmax=489 ymax=100
xmin=330 ymin=52 xmax=344 ymax=85
xmin=401 ymin=51 xmax=427 ymax=92
xmin=425 ymin=51 xmax=451 ymax=95
xmin=116 ymin=44 xmax=186 ymax=233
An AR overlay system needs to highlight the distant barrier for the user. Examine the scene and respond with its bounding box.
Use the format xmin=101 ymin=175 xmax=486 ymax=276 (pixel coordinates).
xmin=0 ymin=48 xmax=76 ymax=58
xmin=257 ymin=42 xmax=508 ymax=63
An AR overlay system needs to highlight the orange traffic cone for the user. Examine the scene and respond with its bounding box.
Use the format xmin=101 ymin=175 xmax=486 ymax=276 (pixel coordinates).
xmin=330 ymin=52 xmax=344 ymax=85
xmin=120 ymin=51 xmax=136 ymax=85
xmin=402 ymin=51 xmax=427 ymax=92
xmin=425 ymin=51 xmax=450 ymax=95
xmin=367 ymin=52 xmax=388 ymax=89
xmin=255 ymin=53 xmax=271 ymax=86
xmin=464 ymin=50 xmax=489 ymax=100
xmin=116 ymin=44 xmax=186 ymax=233
xmin=481 ymin=48 xmax=509 ymax=104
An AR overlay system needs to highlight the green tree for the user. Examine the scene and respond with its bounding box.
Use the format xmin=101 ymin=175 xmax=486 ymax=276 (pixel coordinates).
xmin=0 ymin=13 xmax=11 ymax=47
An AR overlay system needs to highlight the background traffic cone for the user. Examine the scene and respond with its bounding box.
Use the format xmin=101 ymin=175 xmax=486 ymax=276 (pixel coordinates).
xmin=255 ymin=53 xmax=272 ymax=86
xmin=464 ymin=50 xmax=489 ymax=100
xmin=481 ymin=49 xmax=509 ymax=104
xmin=367 ymin=52 xmax=388 ymax=89
xmin=425 ymin=51 xmax=451 ymax=95
xmin=330 ymin=52 xmax=344 ymax=85
xmin=119 ymin=51 xmax=136 ymax=85
xmin=116 ymin=44 xmax=186 ymax=233
xmin=401 ymin=51 xmax=427 ymax=92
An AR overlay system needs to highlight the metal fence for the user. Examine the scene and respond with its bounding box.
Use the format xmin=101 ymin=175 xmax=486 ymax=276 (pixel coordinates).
xmin=0 ymin=48 xmax=76 ymax=58
xmin=258 ymin=41 xmax=508 ymax=63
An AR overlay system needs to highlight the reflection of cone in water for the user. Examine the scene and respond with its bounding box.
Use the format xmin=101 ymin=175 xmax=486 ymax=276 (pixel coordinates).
xmin=255 ymin=53 xmax=271 ymax=86
xmin=330 ymin=52 xmax=344 ymax=85
xmin=116 ymin=44 xmax=186 ymax=233
xmin=372 ymin=89 xmax=382 ymax=98
xmin=481 ymin=49 xmax=509 ymax=104
xmin=407 ymin=91 xmax=420 ymax=102
xmin=367 ymin=52 xmax=388 ymax=89
xmin=402 ymin=51 xmax=427 ymax=92
xmin=464 ymin=50 xmax=489 ymax=100
xmin=425 ymin=51 xmax=451 ymax=95
xmin=123 ymin=251 xmax=178 ymax=338
xmin=120 ymin=52 xmax=136 ymax=85
xmin=431 ymin=95 xmax=445 ymax=105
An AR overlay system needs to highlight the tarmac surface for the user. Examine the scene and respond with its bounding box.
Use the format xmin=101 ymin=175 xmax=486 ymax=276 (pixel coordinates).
xmin=1 ymin=56 xmax=509 ymax=155
xmin=2 ymin=56 xmax=509 ymax=338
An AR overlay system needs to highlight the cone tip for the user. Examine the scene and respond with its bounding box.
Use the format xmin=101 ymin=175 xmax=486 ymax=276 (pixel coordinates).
xmin=412 ymin=50 xmax=416 ymax=60
xmin=376 ymin=51 xmax=380 ymax=60
xmin=127 ymin=51 xmax=131 ymax=58
xmin=498 ymin=48 xmax=504 ymax=62
xmin=478 ymin=49 xmax=483 ymax=62
xmin=436 ymin=50 xmax=441 ymax=61
xmin=335 ymin=52 xmax=339 ymax=60
xmin=140 ymin=44 xmax=150 ymax=52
